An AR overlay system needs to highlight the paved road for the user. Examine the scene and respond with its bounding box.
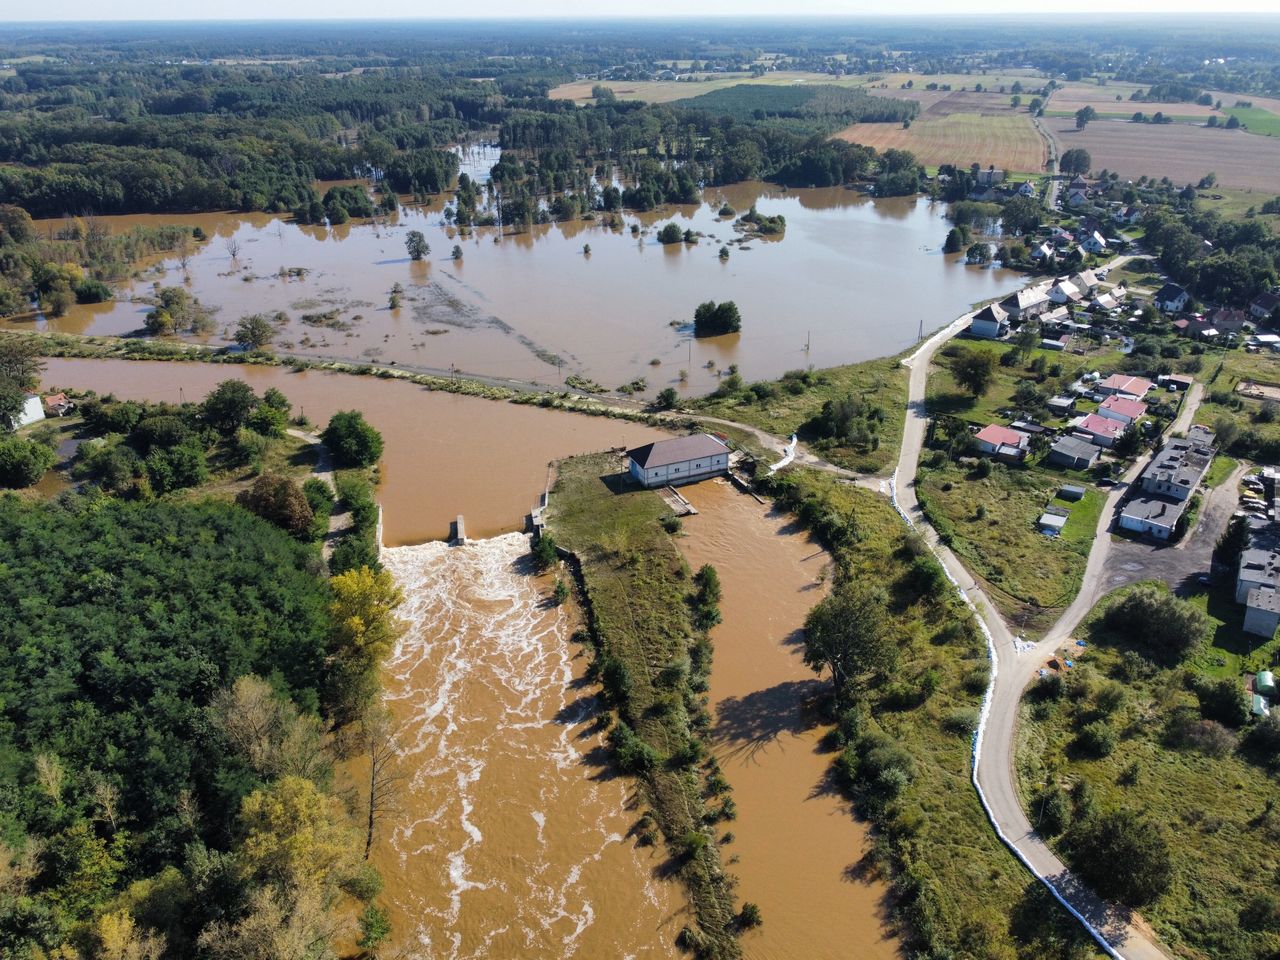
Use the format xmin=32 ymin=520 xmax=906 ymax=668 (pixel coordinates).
xmin=890 ymin=297 xmax=1192 ymax=960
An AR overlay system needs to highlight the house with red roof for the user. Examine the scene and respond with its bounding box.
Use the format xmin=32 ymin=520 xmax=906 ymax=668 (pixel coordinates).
xmin=1077 ymin=412 xmax=1127 ymax=447
xmin=1096 ymin=374 xmax=1153 ymax=398
xmin=1097 ymin=395 xmax=1147 ymax=425
xmin=974 ymin=424 xmax=1028 ymax=461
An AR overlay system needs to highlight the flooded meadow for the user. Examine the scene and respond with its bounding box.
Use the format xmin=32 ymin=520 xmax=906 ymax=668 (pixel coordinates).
xmin=17 ymin=179 xmax=1016 ymax=397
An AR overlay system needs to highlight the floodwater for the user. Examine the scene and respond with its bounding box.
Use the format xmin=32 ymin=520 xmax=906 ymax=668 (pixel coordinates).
xmin=676 ymin=478 xmax=898 ymax=960
xmin=36 ymin=357 xmax=667 ymax=545
xmin=14 ymin=183 xmax=1018 ymax=395
xmin=373 ymin=534 xmax=684 ymax=959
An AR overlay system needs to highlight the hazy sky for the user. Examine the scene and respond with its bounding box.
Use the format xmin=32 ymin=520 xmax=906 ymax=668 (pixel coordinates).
xmin=6 ymin=0 xmax=1279 ymax=21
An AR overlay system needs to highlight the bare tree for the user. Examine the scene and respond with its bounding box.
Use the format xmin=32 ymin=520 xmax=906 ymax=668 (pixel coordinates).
xmin=361 ymin=706 xmax=406 ymax=860
xmin=213 ymin=675 xmax=329 ymax=781
xmin=34 ymin=753 xmax=65 ymax=806
xmin=92 ymin=778 xmax=122 ymax=832
xmin=176 ymin=237 xmax=193 ymax=273
xmin=225 ymin=237 xmax=242 ymax=262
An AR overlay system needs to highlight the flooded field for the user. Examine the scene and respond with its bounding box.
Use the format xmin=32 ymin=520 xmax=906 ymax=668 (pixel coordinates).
xmin=37 ymin=357 xmax=667 ymax=544
xmin=374 ymin=534 xmax=684 ymax=959
xmin=15 ymin=182 xmax=1018 ymax=396
xmin=677 ymin=479 xmax=898 ymax=960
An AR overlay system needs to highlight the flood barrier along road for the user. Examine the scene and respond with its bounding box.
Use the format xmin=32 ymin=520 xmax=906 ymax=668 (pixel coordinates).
xmin=890 ymin=290 xmax=1181 ymax=960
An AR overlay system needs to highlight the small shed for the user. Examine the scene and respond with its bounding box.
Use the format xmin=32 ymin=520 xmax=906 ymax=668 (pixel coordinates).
xmin=1059 ymin=485 xmax=1086 ymax=502
xmin=1038 ymin=513 xmax=1068 ymax=536
xmin=1252 ymin=694 xmax=1271 ymax=718
xmin=1257 ymin=671 xmax=1277 ymax=697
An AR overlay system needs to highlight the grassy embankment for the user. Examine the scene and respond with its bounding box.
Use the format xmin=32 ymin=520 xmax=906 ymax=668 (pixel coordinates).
xmin=694 ymin=352 xmax=909 ymax=474
xmin=546 ymin=453 xmax=741 ymax=959
xmin=757 ymin=467 xmax=1103 ymax=960
xmin=1017 ymin=581 xmax=1280 ymax=960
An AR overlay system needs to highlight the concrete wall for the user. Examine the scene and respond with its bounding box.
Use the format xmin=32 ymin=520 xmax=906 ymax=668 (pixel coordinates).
xmin=631 ymin=453 xmax=729 ymax=488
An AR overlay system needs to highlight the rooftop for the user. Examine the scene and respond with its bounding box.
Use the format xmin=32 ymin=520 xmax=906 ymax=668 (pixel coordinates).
xmin=1051 ymin=435 xmax=1099 ymax=460
xmin=1247 ymin=587 xmax=1280 ymax=613
xmin=1097 ymin=374 xmax=1154 ymax=397
xmin=976 ymin=424 xmax=1026 ymax=448
xmin=1079 ymin=413 xmax=1125 ymax=438
xmin=628 ymin=434 xmax=728 ymax=470
xmin=1100 ymin=395 xmax=1147 ymax=419
xmin=1122 ymin=496 xmax=1186 ymax=525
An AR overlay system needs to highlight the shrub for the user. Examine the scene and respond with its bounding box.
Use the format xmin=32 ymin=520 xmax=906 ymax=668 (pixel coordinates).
xmin=657 ymin=222 xmax=684 ymax=244
xmin=738 ymin=902 xmax=763 ymax=929
xmin=1067 ymin=809 xmax=1173 ymax=907
xmin=1103 ymin=585 xmax=1208 ymax=664
xmin=532 ymin=533 xmax=559 ymax=572
xmin=1075 ymin=720 xmax=1117 ymax=757
xmin=237 ymin=474 xmax=315 ymax=538
xmin=1032 ymin=785 xmax=1072 ymax=837
xmin=0 ymin=435 xmax=57 ymax=488
xmin=609 ymin=721 xmax=657 ymax=773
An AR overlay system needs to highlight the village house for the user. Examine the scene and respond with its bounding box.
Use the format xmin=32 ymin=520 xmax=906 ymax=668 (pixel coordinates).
xmin=1250 ymin=290 xmax=1280 ymax=322
xmin=974 ymin=424 xmax=1028 ymax=461
xmin=1048 ymin=435 xmax=1101 ymax=469
xmin=975 ymin=168 xmax=1004 ymax=186
xmin=1154 ymin=282 xmax=1190 ymax=313
xmin=1097 ymin=394 xmax=1147 ymax=425
xmin=1082 ymin=231 xmax=1108 ymax=255
xmin=1049 ymin=278 xmax=1084 ymax=305
xmin=1118 ymin=496 xmax=1186 ymax=541
xmin=1047 ymin=395 xmax=1077 ymax=416
xmin=1031 ymin=241 xmax=1056 ymax=261
xmin=1140 ymin=427 xmax=1215 ymax=501
xmin=1095 ymin=373 xmax=1154 ymax=399
xmin=9 ymin=394 xmax=44 ymax=431
xmin=998 ymin=282 xmax=1053 ymax=321
xmin=1066 ymin=178 xmax=1091 ymax=207
xmin=1157 ymin=374 xmax=1194 ymax=391
xmin=1113 ymin=205 xmax=1142 ymax=225
xmin=1205 ymin=306 xmax=1251 ymax=338
xmin=1076 ymin=412 xmax=1127 ymax=447
xmin=1070 ymin=270 xmax=1100 ymax=295
xmin=968 ymin=302 xmax=1010 ymax=339
xmin=43 ymin=393 xmax=75 ymax=417
xmin=627 ymin=434 xmax=730 ymax=488
xmin=1017 ymin=180 xmax=1038 ymax=197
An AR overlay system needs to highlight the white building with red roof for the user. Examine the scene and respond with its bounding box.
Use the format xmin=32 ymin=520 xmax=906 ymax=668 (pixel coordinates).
xmin=1077 ymin=413 xmax=1127 ymax=447
xmin=974 ymin=424 xmax=1028 ymax=461
xmin=1096 ymin=374 xmax=1154 ymax=399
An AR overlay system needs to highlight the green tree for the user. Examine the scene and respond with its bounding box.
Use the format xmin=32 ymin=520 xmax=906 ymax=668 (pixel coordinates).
xmin=1000 ymin=195 xmax=1042 ymax=236
xmin=693 ymin=300 xmax=742 ymax=337
xmin=1060 ymin=148 xmax=1092 ymax=176
xmin=405 ymin=230 xmax=429 ymax=261
xmin=655 ymin=387 xmax=680 ymax=410
xmin=0 ymin=435 xmax=56 ymax=487
xmin=1068 ymin=809 xmax=1173 ymax=907
xmin=327 ymin=567 xmax=406 ymax=721
xmin=1074 ymin=106 xmax=1097 ymax=129
xmin=657 ymin=222 xmax=685 ymax=244
xmin=532 ymin=532 xmax=559 ymax=572
xmin=952 ymin=348 xmax=997 ymax=396
xmin=943 ymin=228 xmax=964 ymax=253
xmin=201 ymin=380 xmax=259 ymax=435
xmin=1104 ymin=585 xmax=1208 ymax=664
xmin=234 ymin=313 xmax=276 ymax=351
xmin=322 ymin=410 xmax=383 ymax=467
xmin=802 ymin=584 xmax=895 ymax=703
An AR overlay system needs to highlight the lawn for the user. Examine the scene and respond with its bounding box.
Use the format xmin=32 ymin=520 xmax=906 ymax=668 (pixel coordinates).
xmin=834 ymin=112 xmax=1047 ymax=174
xmin=694 ymin=352 xmax=909 ymax=475
xmin=1195 ymin=187 xmax=1280 ymax=226
xmin=546 ymin=452 xmax=741 ymax=957
xmin=1203 ymin=454 xmax=1238 ymax=489
xmin=915 ymin=458 xmax=1101 ymax=635
xmin=925 ymin=337 xmax=1126 ymax=430
xmin=1226 ymin=106 xmax=1280 ymax=138
xmin=761 ymin=467 xmax=1103 ymax=960
xmin=1196 ymin=348 xmax=1280 ymax=460
xmin=1106 ymin=256 xmax=1165 ymax=291
xmin=1016 ymin=581 xmax=1280 ymax=960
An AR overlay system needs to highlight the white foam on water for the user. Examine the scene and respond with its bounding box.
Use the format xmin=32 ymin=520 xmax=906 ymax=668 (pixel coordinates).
xmin=379 ymin=532 xmax=674 ymax=959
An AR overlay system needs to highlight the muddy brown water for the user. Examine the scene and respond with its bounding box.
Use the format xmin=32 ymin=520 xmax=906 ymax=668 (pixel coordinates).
xmin=677 ymin=478 xmax=898 ymax=960
xmin=15 ymin=183 xmax=1018 ymax=396
xmin=372 ymin=534 xmax=685 ymax=959
xmin=37 ymin=357 xmax=667 ymax=545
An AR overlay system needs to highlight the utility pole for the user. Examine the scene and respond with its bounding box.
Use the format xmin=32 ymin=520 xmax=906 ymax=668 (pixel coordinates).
xmin=805 ymin=330 xmax=811 ymax=354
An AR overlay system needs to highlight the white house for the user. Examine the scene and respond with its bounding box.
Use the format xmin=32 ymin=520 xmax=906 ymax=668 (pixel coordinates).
xmin=1031 ymin=241 xmax=1055 ymax=261
xmin=1113 ymin=205 xmax=1142 ymax=225
xmin=627 ymin=434 xmax=729 ymax=488
xmin=998 ymin=282 xmax=1052 ymax=321
xmin=10 ymin=394 xmax=45 ymax=430
xmin=1154 ymin=282 xmax=1190 ymax=313
xmin=969 ymin=302 xmax=1010 ymax=339
xmin=1017 ymin=180 xmax=1038 ymax=197
xmin=1049 ymin=279 xmax=1084 ymax=304
xmin=1082 ymin=231 xmax=1108 ymax=254
xmin=974 ymin=424 xmax=1028 ymax=461
xmin=1250 ymin=291 xmax=1280 ymax=322
xmin=1119 ymin=496 xmax=1186 ymax=541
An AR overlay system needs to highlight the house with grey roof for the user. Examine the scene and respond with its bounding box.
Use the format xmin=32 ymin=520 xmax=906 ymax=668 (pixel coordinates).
xmin=1047 ymin=435 xmax=1100 ymax=470
xmin=1119 ymin=496 xmax=1186 ymax=541
xmin=968 ymin=302 xmax=1010 ymax=340
xmin=1139 ymin=428 xmax=1215 ymax=502
xmin=627 ymin=434 xmax=729 ymax=488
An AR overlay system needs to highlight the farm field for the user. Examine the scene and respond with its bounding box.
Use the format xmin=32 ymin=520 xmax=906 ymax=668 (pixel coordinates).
xmin=550 ymin=68 xmax=1041 ymax=106
xmin=1050 ymin=119 xmax=1280 ymax=191
xmin=1049 ymin=79 xmax=1221 ymax=119
xmin=835 ymin=112 xmax=1047 ymax=173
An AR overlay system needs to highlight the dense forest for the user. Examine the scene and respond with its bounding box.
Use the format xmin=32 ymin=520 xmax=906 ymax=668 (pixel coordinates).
xmin=0 ymin=493 xmax=403 ymax=959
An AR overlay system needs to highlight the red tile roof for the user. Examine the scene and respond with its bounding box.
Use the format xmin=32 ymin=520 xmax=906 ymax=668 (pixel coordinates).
xmin=1080 ymin=412 xmax=1125 ymax=437
xmin=1100 ymin=395 xmax=1147 ymax=419
xmin=1098 ymin=374 xmax=1153 ymax=396
xmin=976 ymin=424 xmax=1026 ymax=448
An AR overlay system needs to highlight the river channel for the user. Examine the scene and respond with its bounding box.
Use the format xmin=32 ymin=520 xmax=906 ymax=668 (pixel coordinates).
xmin=15 ymin=182 xmax=1016 ymax=397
